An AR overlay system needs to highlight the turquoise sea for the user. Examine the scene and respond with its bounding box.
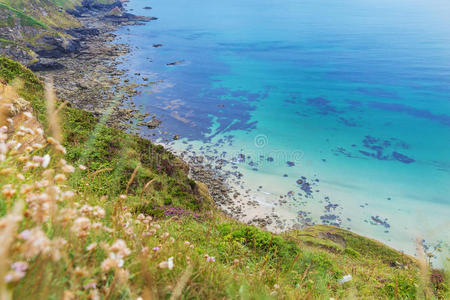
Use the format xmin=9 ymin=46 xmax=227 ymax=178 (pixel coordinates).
xmin=115 ymin=0 xmax=450 ymax=263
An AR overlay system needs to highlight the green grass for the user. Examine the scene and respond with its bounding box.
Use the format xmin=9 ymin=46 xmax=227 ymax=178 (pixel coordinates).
xmin=0 ymin=0 xmax=79 ymax=29
xmin=0 ymin=55 xmax=448 ymax=299
xmin=0 ymin=3 xmax=47 ymax=28
xmin=0 ymin=37 xmax=14 ymax=45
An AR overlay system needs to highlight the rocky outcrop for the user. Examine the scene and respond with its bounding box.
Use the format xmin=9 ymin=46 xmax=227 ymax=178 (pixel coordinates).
xmin=0 ymin=3 xmax=79 ymax=65
xmin=65 ymin=27 xmax=100 ymax=39
xmin=33 ymin=35 xmax=82 ymax=58
xmin=0 ymin=0 xmax=148 ymax=67
xmin=28 ymin=60 xmax=65 ymax=72
xmin=138 ymin=118 xmax=162 ymax=129
xmin=66 ymin=0 xmax=123 ymax=17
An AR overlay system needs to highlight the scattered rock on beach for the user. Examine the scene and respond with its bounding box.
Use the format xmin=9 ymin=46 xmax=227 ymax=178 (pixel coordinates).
xmin=138 ymin=118 xmax=162 ymax=129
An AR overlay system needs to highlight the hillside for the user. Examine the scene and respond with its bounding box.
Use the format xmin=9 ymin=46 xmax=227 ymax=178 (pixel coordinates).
xmin=0 ymin=0 xmax=80 ymax=28
xmin=0 ymin=0 xmax=120 ymax=66
xmin=0 ymin=55 xmax=447 ymax=299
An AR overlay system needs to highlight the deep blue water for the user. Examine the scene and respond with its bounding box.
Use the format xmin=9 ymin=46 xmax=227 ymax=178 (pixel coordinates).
xmin=116 ymin=0 xmax=450 ymax=261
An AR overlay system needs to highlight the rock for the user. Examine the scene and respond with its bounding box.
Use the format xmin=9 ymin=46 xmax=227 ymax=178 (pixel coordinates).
xmin=103 ymin=12 xmax=156 ymax=23
xmin=166 ymin=60 xmax=185 ymax=66
xmin=33 ymin=35 xmax=81 ymax=58
xmin=138 ymin=118 xmax=162 ymax=129
xmin=78 ymin=0 xmax=123 ymax=11
xmin=29 ymin=60 xmax=65 ymax=72
xmin=106 ymin=7 xmax=123 ymax=17
xmin=66 ymin=28 xmax=100 ymax=39
xmin=77 ymin=81 xmax=90 ymax=90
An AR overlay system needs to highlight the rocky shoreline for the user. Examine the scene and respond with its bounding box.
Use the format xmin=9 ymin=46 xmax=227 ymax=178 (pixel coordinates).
xmin=30 ymin=1 xmax=155 ymax=130
xmin=63 ymin=2 xmax=287 ymax=231
xmin=3 ymin=0 xmax=284 ymax=231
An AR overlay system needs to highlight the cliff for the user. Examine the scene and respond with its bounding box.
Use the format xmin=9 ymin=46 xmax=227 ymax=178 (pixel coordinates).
xmin=0 ymin=0 xmax=121 ymax=66
xmin=0 ymin=0 xmax=447 ymax=298
xmin=0 ymin=52 xmax=446 ymax=300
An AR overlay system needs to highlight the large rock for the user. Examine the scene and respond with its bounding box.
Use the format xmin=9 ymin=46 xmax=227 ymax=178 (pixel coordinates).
xmin=29 ymin=60 xmax=65 ymax=72
xmin=67 ymin=0 xmax=123 ymax=16
xmin=33 ymin=35 xmax=81 ymax=58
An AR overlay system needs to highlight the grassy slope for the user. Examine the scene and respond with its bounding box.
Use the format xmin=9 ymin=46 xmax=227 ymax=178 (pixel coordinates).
xmin=0 ymin=3 xmax=47 ymax=29
xmin=0 ymin=0 xmax=80 ymax=29
xmin=0 ymin=55 xmax=447 ymax=299
xmin=0 ymin=0 xmax=120 ymax=61
xmin=0 ymin=0 xmax=81 ymax=61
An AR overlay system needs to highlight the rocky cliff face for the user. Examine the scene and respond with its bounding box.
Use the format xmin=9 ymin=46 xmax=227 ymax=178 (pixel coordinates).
xmin=67 ymin=0 xmax=123 ymax=16
xmin=0 ymin=0 xmax=122 ymax=67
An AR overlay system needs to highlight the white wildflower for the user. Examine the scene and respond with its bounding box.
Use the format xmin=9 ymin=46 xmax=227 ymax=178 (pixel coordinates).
xmin=338 ymin=274 xmax=352 ymax=284
xmin=42 ymin=154 xmax=51 ymax=168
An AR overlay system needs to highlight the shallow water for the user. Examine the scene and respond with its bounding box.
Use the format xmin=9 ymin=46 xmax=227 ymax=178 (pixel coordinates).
xmin=116 ymin=0 xmax=450 ymax=263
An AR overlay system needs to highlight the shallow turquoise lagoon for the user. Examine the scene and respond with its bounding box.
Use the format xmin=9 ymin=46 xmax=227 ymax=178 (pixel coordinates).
xmin=115 ymin=0 xmax=450 ymax=263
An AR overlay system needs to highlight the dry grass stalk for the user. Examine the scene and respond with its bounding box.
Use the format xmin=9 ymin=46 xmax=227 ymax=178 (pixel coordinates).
xmin=0 ymin=201 xmax=24 ymax=300
xmin=89 ymin=168 xmax=113 ymax=178
xmin=169 ymin=265 xmax=193 ymax=300
xmin=125 ymin=165 xmax=140 ymax=195
xmin=139 ymin=178 xmax=156 ymax=201
xmin=45 ymin=78 xmax=62 ymax=143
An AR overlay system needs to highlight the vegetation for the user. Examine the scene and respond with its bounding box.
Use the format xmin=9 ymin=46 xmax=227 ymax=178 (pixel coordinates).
xmin=0 ymin=0 xmax=80 ymax=29
xmin=0 ymin=56 xmax=448 ymax=300
xmin=0 ymin=3 xmax=47 ymax=28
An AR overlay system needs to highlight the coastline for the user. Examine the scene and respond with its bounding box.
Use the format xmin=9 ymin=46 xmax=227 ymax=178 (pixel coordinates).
xmin=28 ymin=1 xmax=283 ymax=231
xmin=1 ymin=2 xmax=448 ymax=298
xmin=34 ymin=2 xmax=153 ymax=130
xmin=24 ymin=0 xmax=293 ymax=233
xmin=8 ymin=0 xmax=445 ymax=265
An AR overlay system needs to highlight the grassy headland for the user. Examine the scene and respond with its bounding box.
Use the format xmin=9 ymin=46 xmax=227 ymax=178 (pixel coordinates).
xmin=0 ymin=54 xmax=448 ymax=299
xmin=0 ymin=0 xmax=120 ymax=66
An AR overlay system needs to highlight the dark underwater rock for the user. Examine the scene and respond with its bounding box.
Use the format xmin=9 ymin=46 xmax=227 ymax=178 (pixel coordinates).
xmin=167 ymin=60 xmax=185 ymax=66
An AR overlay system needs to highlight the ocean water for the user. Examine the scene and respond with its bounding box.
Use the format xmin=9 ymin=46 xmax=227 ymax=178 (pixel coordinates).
xmin=115 ymin=0 xmax=450 ymax=262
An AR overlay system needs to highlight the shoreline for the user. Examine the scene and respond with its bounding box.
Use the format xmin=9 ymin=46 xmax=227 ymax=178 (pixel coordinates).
xmin=25 ymin=2 xmax=268 ymax=228
xmin=36 ymin=2 xmax=152 ymax=131
xmin=10 ymin=0 xmax=445 ymax=265
xmin=36 ymin=0 xmax=290 ymax=232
